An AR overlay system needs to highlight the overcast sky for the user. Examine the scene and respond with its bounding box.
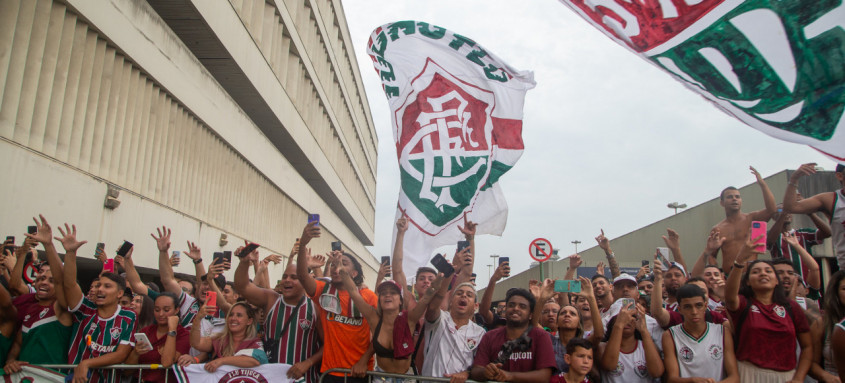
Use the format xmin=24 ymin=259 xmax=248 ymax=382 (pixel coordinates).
xmin=342 ymin=0 xmax=833 ymax=279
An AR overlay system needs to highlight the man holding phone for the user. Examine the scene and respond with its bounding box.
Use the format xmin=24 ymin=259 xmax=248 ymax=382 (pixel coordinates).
xmin=711 ymin=166 xmax=777 ymax=272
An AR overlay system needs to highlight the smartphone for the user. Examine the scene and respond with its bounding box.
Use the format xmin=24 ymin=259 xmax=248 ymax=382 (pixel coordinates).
xmin=331 ymin=241 xmax=342 ymax=252
xmin=27 ymin=226 xmax=37 ymax=235
xmin=102 ymin=259 xmax=115 ymax=273
xmin=171 ymin=250 xmax=180 ymax=259
xmin=3 ymin=236 xmax=14 ymax=255
xmin=307 ymin=214 xmax=320 ymax=227
xmin=95 ymin=242 xmax=105 ymax=256
xmin=381 ymin=256 xmax=391 ymax=277
xmin=205 ymin=291 xmax=218 ymax=316
xmin=641 ymin=260 xmax=649 ymax=267
xmin=431 ymin=253 xmax=455 ymax=278
xmin=656 ymin=247 xmax=670 ymax=270
xmin=457 ymin=240 xmax=470 ymax=253
xmin=133 ymin=333 xmax=153 ymax=350
xmin=499 ymin=256 xmax=510 ymax=277
xmin=116 ymin=241 xmax=133 ymax=258
xmin=222 ymin=251 xmax=232 ymax=268
xmin=213 ymin=252 xmax=225 ymax=266
xmin=236 ymin=243 xmax=260 ymax=258
xmin=619 ymin=297 xmax=637 ymax=309
xmin=554 ymin=280 xmax=582 ymax=293
xmin=751 ymin=221 xmax=767 ymax=253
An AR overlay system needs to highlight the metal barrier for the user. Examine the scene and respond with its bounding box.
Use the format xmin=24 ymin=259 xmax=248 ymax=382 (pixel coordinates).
xmin=35 ymin=364 xmax=172 ymax=382
xmin=319 ymin=368 xmax=499 ymax=383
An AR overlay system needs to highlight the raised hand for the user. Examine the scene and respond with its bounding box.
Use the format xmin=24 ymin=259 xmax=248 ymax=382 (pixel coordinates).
xmin=789 ymin=163 xmax=817 ymax=183
xmin=299 ymin=222 xmax=320 ymax=247
xmin=737 ymin=231 xmax=764 ymax=264
xmin=596 ymin=261 xmax=606 ymax=276
xmin=55 ymin=223 xmax=87 ymax=253
xmin=783 ymin=232 xmax=800 ymax=247
xmin=577 ymin=276 xmax=594 ymax=298
xmin=704 ymin=228 xmax=726 ymax=255
xmin=307 ymin=254 xmax=326 ymax=270
xmin=539 ymin=278 xmax=555 ymax=301
xmin=27 ymin=215 xmax=53 ymax=244
xmin=528 ymin=279 xmax=541 ymax=299
xmin=491 ymin=262 xmax=508 ymax=282
xmin=568 ymin=253 xmax=582 ymax=269
xmin=396 ymin=214 xmax=409 ymax=233
xmin=458 ymin=214 xmax=477 ymax=241
xmin=184 ymin=241 xmax=202 ymax=261
xmin=653 ymin=250 xmax=665 ymax=280
xmin=208 ymin=260 xmax=228 ymax=277
xmin=170 ymin=254 xmax=180 ymax=266
xmin=150 ymin=226 xmax=171 ymax=252
xmin=750 ymin=166 xmax=764 ymax=183
xmin=94 ymin=245 xmax=108 ymax=263
xmin=263 ymin=254 xmax=282 ymax=265
xmin=662 ymin=228 xmax=680 ymax=249
xmin=595 ymin=229 xmax=611 ymax=253
xmin=377 ymin=261 xmax=391 ymax=281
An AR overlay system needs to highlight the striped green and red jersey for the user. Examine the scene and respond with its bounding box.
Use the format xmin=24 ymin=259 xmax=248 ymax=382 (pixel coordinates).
xmin=68 ymin=297 xmax=137 ymax=383
xmin=264 ymin=295 xmax=321 ymax=383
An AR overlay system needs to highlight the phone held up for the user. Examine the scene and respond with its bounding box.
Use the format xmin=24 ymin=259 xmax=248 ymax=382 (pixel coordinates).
xmin=381 ymin=256 xmax=391 ymax=277
xmin=751 ymin=221 xmax=767 ymax=253
xmin=499 ymin=256 xmax=510 ymax=277
xmin=236 ymin=243 xmax=260 ymax=258
xmin=116 ymin=241 xmax=133 ymax=258
xmin=554 ymin=280 xmax=581 ymax=293
xmin=431 ymin=253 xmax=454 ymax=278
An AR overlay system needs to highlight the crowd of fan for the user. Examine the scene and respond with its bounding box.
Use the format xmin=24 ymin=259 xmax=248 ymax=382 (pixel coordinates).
xmin=0 ymin=162 xmax=844 ymax=383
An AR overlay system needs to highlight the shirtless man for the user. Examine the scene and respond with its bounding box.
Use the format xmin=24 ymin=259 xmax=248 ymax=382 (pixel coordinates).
xmin=712 ymin=166 xmax=776 ymax=272
xmin=783 ymin=163 xmax=845 ymax=269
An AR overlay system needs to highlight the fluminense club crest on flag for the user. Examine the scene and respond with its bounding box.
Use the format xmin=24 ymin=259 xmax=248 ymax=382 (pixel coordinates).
xmin=558 ymin=0 xmax=845 ymax=162
xmin=367 ymin=21 xmax=535 ymax=275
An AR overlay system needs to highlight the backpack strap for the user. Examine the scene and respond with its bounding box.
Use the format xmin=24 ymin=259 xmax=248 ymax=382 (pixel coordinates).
xmin=410 ymin=322 xmax=426 ymax=374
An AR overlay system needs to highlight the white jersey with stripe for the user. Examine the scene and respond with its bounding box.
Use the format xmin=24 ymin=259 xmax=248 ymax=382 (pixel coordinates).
xmin=668 ymin=322 xmax=725 ymax=381
xmin=832 ymin=189 xmax=845 ymax=269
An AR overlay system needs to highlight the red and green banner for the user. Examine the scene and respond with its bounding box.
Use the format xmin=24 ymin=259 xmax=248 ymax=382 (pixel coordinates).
xmin=559 ymin=0 xmax=845 ymax=162
xmin=367 ymin=21 xmax=535 ymax=275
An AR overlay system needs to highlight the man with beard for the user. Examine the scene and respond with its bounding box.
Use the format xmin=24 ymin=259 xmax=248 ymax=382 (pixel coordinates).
xmin=662 ymin=263 xmax=688 ymax=312
xmin=4 ymin=216 xmax=73 ymax=373
xmin=421 ymin=280 xmax=486 ymax=383
xmin=471 ymin=288 xmax=556 ymax=383
xmin=591 ymin=275 xmax=613 ymax=312
xmin=235 ymin=253 xmax=322 ymax=383
xmin=711 ymin=166 xmax=777 ymax=272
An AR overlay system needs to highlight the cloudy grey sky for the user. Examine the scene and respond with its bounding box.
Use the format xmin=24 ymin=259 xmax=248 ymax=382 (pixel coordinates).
xmin=342 ymin=0 xmax=832 ymax=278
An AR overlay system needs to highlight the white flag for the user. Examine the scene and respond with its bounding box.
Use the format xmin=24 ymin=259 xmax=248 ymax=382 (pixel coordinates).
xmin=2 ymin=365 xmax=66 ymax=382
xmin=366 ymin=21 xmax=535 ymax=276
xmin=173 ymin=363 xmax=293 ymax=383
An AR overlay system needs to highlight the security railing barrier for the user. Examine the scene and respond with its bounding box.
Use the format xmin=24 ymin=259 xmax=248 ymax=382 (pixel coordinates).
xmin=29 ymin=364 xmax=172 ymax=382
xmin=319 ymin=368 xmax=504 ymax=383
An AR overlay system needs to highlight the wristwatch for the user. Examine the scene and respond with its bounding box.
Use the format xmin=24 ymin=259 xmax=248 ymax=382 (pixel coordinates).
xmin=193 ymin=258 xmax=202 ymax=265
xmin=167 ymin=330 xmax=177 ymax=337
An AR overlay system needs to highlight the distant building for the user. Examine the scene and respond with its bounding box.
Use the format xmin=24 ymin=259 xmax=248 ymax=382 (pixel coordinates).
xmin=481 ymin=169 xmax=841 ymax=301
xmin=0 ymin=0 xmax=378 ymax=282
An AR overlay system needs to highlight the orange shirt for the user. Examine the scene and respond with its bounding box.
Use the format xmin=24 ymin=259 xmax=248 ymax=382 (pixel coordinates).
xmin=311 ymin=280 xmax=377 ymax=375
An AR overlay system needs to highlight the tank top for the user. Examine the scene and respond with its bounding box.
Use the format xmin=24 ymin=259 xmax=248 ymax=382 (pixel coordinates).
xmin=601 ymin=340 xmax=652 ymax=383
xmin=832 ymin=189 xmax=845 ymax=269
xmin=668 ymin=322 xmax=725 ymax=381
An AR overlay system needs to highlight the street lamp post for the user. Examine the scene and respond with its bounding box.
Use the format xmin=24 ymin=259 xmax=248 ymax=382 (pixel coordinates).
xmin=571 ymin=240 xmax=581 ymax=253
xmin=667 ymin=202 xmax=688 ymax=214
xmin=490 ymin=254 xmax=500 ymax=270
xmin=488 ymin=264 xmax=493 ymax=281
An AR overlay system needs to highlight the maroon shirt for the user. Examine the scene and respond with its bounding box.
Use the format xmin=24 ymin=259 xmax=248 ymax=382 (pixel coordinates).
xmin=135 ymin=324 xmax=190 ymax=383
xmin=728 ymin=296 xmax=809 ymax=371
xmin=473 ymin=326 xmax=557 ymax=373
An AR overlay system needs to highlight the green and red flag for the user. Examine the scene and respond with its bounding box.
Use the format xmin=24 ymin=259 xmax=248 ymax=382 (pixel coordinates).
xmin=367 ymin=21 xmax=535 ymax=275
xmin=559 ymin=0 xmax=845 ymax=162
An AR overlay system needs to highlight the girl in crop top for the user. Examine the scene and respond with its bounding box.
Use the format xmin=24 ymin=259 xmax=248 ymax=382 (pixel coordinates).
xmin=339 ymin=267 xmax=442 ymax=374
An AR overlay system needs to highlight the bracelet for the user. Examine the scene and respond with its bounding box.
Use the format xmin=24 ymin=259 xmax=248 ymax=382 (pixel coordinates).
xmin=193 ymin=356 xmax=200 ymax=363
xmin=733 ymin=261 xmax=746 ymax=269
xmin=606 ymin=252 xmax=615 ymax=258
xmin=193 ymin=258 xmax=202 ymax=264
xmin=788 ymin=181 xmax=799 ymax=188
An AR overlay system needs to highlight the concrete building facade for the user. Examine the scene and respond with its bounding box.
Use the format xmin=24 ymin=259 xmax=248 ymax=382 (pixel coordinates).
xmin=0 ymin=0 xmax=379 ymax=282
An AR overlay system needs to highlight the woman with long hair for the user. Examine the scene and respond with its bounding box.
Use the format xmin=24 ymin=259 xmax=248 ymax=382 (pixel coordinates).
xmin=813 ymin=270 xmax=845 ymax=381
xmin=190 ymin=301 xmax=268 ymax=372
xmin=129 ymin=294 xmax=155 ymax=329
xmin=126 ymin=292 xmax=190 ymax=382
xmin=725 ymin=236 xmax=812 ymax=383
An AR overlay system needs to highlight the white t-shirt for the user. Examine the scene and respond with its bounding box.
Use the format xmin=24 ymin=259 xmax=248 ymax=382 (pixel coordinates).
xmin=668 ymin=322 xmax=725 ymax=381
xmin=601 ymin=340 xmax=653 ymax=383
xmin=421 ymin=310 xmax=486 ymax=378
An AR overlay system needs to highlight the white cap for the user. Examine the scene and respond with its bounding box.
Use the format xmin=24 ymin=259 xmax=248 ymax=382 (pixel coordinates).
xmin=613 ymin=273 xmax=637 ymax=285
